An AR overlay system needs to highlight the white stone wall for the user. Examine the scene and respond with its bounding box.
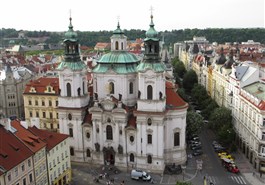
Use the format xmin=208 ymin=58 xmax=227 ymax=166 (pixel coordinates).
xmin=93 ymin=73 xmax=138 ymax=106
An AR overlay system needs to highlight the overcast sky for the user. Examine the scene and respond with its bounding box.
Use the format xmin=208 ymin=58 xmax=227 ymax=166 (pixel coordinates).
xmin=1 ymin=0 xmax=264 ymax=32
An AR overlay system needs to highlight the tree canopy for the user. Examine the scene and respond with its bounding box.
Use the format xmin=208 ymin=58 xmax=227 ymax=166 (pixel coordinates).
xmin=182 ymin=70 xmax=198 ymax=93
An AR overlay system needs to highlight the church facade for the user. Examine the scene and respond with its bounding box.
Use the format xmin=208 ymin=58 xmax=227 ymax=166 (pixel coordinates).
xmin=58 ymin=15 xmax=188 ymax=173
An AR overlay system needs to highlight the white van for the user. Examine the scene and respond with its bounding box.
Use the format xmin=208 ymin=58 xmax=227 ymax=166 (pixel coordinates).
xmin=131 ymin=169 xmax=151 ymax=181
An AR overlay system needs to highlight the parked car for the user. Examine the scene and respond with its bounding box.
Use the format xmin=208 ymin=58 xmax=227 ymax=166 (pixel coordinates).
xmin=214 ymin=145 xmax=226 ymax=152
xmin=165 ymin=164 xmax=182 ymax=175
xmin=218 ymin=152 xmax=234 ymax=161
xmin=190 ymin=141 xmax=201 ymax=146
xmin=191 ymin=145 xmax=202 ymax=150
xmin=192 ymin=149 xmax=203 ymax=156
xmin=222 ymin=158 xmax=239 ymax=173
xmin=131 ymin=169 xmax=151 ymax=181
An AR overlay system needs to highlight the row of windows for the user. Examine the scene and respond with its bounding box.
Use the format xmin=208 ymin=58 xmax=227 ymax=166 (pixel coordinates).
xmin=14 ymin=159 xmax=31 ymax=177
xmin=50 ymin=162 xmax=69 ymax=183
xmin=28 ymin=100 xmax=58 ymax=107
xmin=7 ymin=94 xmax=15 ymax=99
xmin=8 ymin=173 xmax=33 ymax=185
xmin=29 ymin=111 xmax=58 ymax=119
xmin=75 ymin=126 xmax=180 ymax=147
xmin=34 ymin=149 xmax=45 ymax=163
xmin=107 ymin=82 xmax=134 ymax=95
xmin=48 ymin=141 xmax=67 ymax=156
xmin=8 ymin=102 xmax=16 ymax=107
xmin=66 ymin=82 xmax=86 ymax=97
xmin=49 ymin=151 xmax=68 ymax=169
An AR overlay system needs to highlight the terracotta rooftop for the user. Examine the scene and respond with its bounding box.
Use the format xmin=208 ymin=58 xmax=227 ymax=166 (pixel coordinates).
xmin=11 ymin=120 xmax=46 ymax=153
xmin=28 ymin=126 xmax=68 ymax=151
xmin=166 ymin=81 xmax=188 ymax=110
xmin=24 ymin=77 xmax=59 ymax=94
xmin=0 ymin=125 xmax=33 ymax=173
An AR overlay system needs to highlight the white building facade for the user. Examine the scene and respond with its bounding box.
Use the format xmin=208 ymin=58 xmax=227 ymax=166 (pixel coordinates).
xmin=58 ymin=16 xmax=188 ymax=173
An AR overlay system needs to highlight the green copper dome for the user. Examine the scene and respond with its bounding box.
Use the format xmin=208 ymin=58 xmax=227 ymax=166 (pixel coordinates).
xmin=97 ymin=51 xmax=139 ymax=64
xmin=64 ymin=17 xmax=78 ymax=42
xmin=93 ymin=51 xmax=140 ymax=74
xmin=145 ymin=15 xmax=159 ymax=41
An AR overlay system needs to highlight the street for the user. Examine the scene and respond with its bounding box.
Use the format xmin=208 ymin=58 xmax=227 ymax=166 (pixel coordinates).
xmin=70 ymin=127 xmax=258 ymax=185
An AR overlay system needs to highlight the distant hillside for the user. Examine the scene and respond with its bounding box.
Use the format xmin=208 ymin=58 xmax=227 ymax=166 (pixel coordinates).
xmin=1 ymin=28 xmax=265 ymax=47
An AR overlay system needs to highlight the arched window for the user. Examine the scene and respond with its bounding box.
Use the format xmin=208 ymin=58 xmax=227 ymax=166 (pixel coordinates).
xmin=66 ymin=83 xmax=71 ymax=97
xmin=147 ymin=155 xmax=152 ymax=164
xmin=70 ymin=147 xmax=74 ymax=156
xmin=147 ymin=134 xmax=152 ymax=144
xmin=77 ymin=88 xmax=81 ymax=96
xmin=83 ymin=81 xmax=85 ymax=95
xmin=174 ymin=132 xmax=180 ymax=146
xmin=147 ymin=85 xmax=153 ymax=100
xmin=129 ymin=82 xmax=133 ymax=94
xmin=147 ymin=118 xmax=152 ymax=126
xmin=109 ymin=82 xmax=114 ymax=94
xmin=130 ymin=153 xmax=134 ymax=162
xmin=86 ymin=149 xmax=91 ymax=157
xmin=121 ymin=42 xmax=124 ymax=50
xmin=115 ymin=41 xmax=119 ymax=50
xmin=69 ymin=128 xmax=73 ymax=137
xmin=106 ymin=125 xmax=113 ymax=140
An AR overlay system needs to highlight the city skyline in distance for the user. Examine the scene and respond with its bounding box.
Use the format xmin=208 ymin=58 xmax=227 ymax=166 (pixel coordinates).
xmin=0 ymin=0 xmax=264 ymax=32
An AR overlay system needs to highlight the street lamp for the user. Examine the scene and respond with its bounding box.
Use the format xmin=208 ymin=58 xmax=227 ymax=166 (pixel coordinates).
xmin=181 ymin=164 xmax=186 ymax=181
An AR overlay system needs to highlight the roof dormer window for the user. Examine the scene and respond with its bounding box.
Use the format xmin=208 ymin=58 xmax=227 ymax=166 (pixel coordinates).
xmin=30 ymin=87 xmax=36 ymax=93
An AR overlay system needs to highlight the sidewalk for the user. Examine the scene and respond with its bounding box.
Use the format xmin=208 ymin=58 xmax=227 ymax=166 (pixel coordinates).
xmin=205 ymin=128 xmax=265 ymax=185
xmin=233 ymin=150 xmax=265 ymax=185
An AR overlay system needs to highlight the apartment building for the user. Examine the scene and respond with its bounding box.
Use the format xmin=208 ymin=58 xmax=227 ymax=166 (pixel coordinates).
xmin=23 ymin=77 xmax=59 ymax=132
xmin=0 ymin=119 xmax=35 ymax=185
xmin=11 ymin=120 xmax=48 ymax=185
xmin=28 ymin=126 xmax=71 ymax=185
xmin=0 ymin=65 xmax=34 ymax=118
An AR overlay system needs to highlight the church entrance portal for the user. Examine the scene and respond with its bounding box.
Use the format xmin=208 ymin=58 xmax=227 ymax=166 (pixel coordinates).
xmin=103 ymin=147 xmax=115 ymax=165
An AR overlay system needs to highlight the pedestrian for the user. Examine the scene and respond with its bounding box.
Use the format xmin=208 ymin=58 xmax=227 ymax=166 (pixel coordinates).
xmin=253 ymin=171 xmax=255 ymax=176
xmin=260 ymin=171 xmax=262 ymax=177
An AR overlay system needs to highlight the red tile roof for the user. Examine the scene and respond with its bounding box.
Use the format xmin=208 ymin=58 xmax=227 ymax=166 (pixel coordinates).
xmin=166 ymin=81 xmax=188 ymax=110
xmin=0 ymin=125 xmax=33 ymax=173
xmin=11 ymin=120 xmax=46 ymax=153
xmin=24 ymin=77 xmax=59 ymax=94
xmin=28 ymin=126 xmax=68 ymax=151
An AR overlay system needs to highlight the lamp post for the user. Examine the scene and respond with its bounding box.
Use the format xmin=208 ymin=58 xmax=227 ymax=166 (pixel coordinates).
xmin=181 ymin=164 xmax=186 ymax=181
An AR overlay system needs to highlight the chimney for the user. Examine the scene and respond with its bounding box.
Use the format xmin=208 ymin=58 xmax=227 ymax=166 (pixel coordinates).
xmin=20 ymin=121 xmax=28 ymax=129
xmin=0 ymin=118 xmax=11 ymax=131
xmin=30 ymin=118 xmax=40 ymax=129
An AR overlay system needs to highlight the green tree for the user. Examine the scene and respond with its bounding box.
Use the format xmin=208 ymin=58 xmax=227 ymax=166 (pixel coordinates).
xmin=186 ymin=111 xmax=204 ymax=136
xmin=201 ymin=99 xmax=218 ymax=120
xmin=172 ymin=57 xmax=186 ymax=78
xmin=182 ymin=70 xmax=198 ymax=93
xmin=208 ymin=107 xmax=232 ymax=131
xmin=177 ymin=88 xmax=189 ymax=102
xmin=191 ymin=84 xmax=208 ymax=105
xmin=217 ymin=124 xmax=236 ymax=147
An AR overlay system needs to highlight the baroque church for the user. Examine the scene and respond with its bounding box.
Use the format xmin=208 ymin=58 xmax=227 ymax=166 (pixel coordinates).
xmin=57 ymin=14 xmax=188 ymax=173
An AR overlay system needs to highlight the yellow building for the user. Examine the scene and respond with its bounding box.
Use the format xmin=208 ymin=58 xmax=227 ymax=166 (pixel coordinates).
xmin=23 ymin=77 xmax=59 ymax=132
